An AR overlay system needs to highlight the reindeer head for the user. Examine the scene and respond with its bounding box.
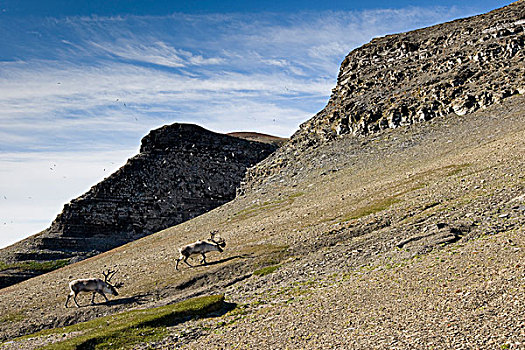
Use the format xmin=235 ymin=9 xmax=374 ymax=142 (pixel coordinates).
xmin=210 ymin=230 xmax=226 ymax=248
xmin=102 ymin=269 xmax=122 ymax=296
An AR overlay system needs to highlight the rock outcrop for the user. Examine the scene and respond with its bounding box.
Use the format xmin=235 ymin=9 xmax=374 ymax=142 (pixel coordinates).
xmin=0 ymin=124 xmax=277 ymax=289
xmin=244 ymin=1 xmax=524 ymax=188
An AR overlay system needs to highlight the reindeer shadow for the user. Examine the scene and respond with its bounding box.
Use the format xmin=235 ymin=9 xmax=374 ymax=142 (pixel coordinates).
xmin=175 ymin=254 xmax=255 ymax=290
xmin=200 ymin=254 xmax=253 ymax=267
xmin=103 ymin=292 xmax=152 ymax=306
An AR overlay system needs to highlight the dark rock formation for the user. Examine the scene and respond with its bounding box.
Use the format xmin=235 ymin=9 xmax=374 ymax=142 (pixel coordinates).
xmin=244 ymin=1 xmax=524 ymax=188
xmin=0 ymin=123 xmax=277 ymax=289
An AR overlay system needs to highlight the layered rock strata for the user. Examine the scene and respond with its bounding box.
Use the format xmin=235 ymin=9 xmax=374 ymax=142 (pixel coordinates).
xmin=244 ymin=1 xmax=524 ymax=187
xmin=0 ymin=124 xmax=277 ymax=288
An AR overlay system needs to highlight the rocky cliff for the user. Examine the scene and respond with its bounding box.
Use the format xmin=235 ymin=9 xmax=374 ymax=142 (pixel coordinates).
xmin=0 ymin=124 xmax=277 ymax=288
xmin=244 ymin=1 xmax=524 ymax=187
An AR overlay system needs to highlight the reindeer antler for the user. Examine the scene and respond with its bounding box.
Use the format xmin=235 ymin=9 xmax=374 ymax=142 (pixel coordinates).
xmin=209 ymin=230 xmax=226 ymax=247
xmin=102 ymin=269 xmax=117 ymax=283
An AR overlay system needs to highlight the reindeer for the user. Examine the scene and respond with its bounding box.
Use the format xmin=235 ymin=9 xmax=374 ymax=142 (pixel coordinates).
xmin=176 ymin=230 xmax=226 ymax=270
xmin=65 ymin=269 xmax=121 ymax=308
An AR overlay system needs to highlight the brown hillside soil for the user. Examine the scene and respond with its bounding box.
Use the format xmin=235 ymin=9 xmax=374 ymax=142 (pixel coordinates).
xmin=227 ymin=132 xmax=288 ymax=146
xmin=1 ymin=95 xmax=524 ymax=348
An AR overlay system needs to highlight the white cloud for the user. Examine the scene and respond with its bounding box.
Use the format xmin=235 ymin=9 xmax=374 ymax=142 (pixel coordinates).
xmin=87 ymin=40 xmax=225 ymax=68
xmin=90 ymin=40 xmax=187 ymax=67
xmin=0 ymin=60 xmax=333 ymax=155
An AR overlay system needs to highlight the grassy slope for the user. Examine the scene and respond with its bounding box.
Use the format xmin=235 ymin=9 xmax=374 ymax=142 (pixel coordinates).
xmin=44 ymin=295 xmax=224 ymax=350
xmin=0 ymin=95 xmax=524 ymax=348
xmin=4 ymin=295 xmax=224 ymax=349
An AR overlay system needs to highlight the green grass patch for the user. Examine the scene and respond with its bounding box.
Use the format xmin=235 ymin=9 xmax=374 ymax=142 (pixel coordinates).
xmin=253 ymin=264 xmax=280 ymax=276
xmin=0 ymin=259 xmax=69 ymax=272
xmin=77 ymin=325 xmax=166 ymax=350
xmin=233 ymin=201 xmax=285 ymax=219
xmin=0 ymin=261 xmax=9 ymax=270
xmin=288 ymin=192 xmax=305 ymax=199
xmin=443 ymin=163 xmax=471 ymax=177
xmin=342 ymin=196 xmax=401 ymax=222
xmin=250 ymin=244 xmax=290 ymax=268
xmin=19 ymin=259 xmax=69 ymax=272
xmin=0 ymin=311 xmax=25 ymax=323
xmin=28 ymin=295 xmax=225 ymax=350
xmin=233 ymin=192 xmax=304 ymax=220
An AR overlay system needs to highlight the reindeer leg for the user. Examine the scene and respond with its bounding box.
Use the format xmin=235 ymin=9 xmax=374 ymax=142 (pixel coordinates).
xmin=99 ymin=291 xmax=109 ymax=303
xmin=201 ymin=253 xmax=207 ymax=265
xmin=73 ymin=293 xmax=80 ymax=308
xmin=176 ymin=255 xmax=186 ymax=270
xmin=183 ymin=256 xmax=193 ymax=267
xmin=65 ymin=294 xmax=71 ymax=308
xmin=91 ymin=292 xmax=96 ymax=305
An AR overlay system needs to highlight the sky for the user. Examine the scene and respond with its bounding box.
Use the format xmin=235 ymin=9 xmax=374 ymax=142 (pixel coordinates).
xmin=0 ymin=0 xmax=514 ymax=248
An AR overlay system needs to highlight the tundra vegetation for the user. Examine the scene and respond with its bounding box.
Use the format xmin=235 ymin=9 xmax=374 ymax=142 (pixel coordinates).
xmin=14 ymin=295 xmax=225 ymax=350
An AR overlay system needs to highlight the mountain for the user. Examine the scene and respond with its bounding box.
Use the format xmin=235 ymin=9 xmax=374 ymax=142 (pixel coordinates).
xmin=0 ymin=124 xmax=277 ymax=289
xmin=0 ymin=1 xmax=524 ymax=347
xmin=245 ymin=0 xmax=524 ymax=186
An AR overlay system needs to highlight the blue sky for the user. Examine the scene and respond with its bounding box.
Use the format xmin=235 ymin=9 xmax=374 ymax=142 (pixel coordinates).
xmin=0 ymin=0 xmax=514 ymax=248
xmin=1 ymin=0 xmax=513 ymax=16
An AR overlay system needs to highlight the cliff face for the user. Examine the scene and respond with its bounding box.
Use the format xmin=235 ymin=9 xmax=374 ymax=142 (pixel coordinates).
xmin=245 ymin=1 xmax=524 ymax=187
xmin=49 ymin=124 xmax=275 ymax=242
xmin=0 ymin=124 xmax=277 ymax=288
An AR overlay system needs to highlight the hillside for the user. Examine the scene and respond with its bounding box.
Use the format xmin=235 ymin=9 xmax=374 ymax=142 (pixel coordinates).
xmin=1 ymin=1 xmax=524 ymax=349
xmin=245 ymin=0 xmax=524 ymax=186
xmin=0 ymin=124 xmax=277 ymax=289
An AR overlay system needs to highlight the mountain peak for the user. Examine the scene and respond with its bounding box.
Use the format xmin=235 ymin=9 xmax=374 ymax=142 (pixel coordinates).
xmin=245 ymin=0 xmax=524 ymax=187
xmin=140 ymin=123 xmax=223 ymax=153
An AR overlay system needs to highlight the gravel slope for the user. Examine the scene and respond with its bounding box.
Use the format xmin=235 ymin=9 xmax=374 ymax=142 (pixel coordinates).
xmin=1 ymin=95 xmax=524 ymax=349
xmin=141 ymin=94 xmax=525 ymax=349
